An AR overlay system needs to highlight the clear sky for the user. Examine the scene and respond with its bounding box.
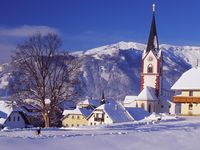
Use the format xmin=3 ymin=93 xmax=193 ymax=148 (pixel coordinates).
xmin=0 ymin=0 xmax=200 ymax=63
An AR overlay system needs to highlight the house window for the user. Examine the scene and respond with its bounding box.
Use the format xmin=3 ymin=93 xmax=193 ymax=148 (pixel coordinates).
xmin=17 ymin=116 xmax=20 ymax=121
xmin=94 ymin=123 xmax=96 ymax=126
xmin=147 ymin=64 xmax=153 ymax=73
xmin=65 ymin=124 xmax=69 ymax=127
xmin=189 ymin=91 xmax=193 ymax=96
xmin=77 ymin=124 xmax=79 ymax=127
xmin=77 ymin=116 xmax=80 ymax=119
xmin=72 ymin=116 xmax=74 ymax=119
xmin=71 ymin=124 xmax=74 ymax=127
xmin=189 ymin=103 xmax=193 ymax=110
xmin=13 ymin=116 xmax=15 ymax=122
xmin=90 ymin=122 xmax=92 ymax=125
xmin=161 ymin=105 xmax=164 ymax=108
xmin=8 ymin=116 xmax=11 ymax=122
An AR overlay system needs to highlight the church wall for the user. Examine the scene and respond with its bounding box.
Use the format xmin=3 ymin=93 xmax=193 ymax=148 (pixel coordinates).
xmin=135 ymin=100 xmax=158 ymax=113
xmin=143 ymin=75 xmax=157 ymax=89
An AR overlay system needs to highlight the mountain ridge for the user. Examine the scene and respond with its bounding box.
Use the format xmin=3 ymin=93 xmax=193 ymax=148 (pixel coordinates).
xmin=0 ymin=41 xmax=199 ymax=100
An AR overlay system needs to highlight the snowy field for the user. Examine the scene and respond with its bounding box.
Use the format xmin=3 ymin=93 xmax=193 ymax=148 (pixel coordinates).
xmin=1 ymin=116 xmax=200 ymax=150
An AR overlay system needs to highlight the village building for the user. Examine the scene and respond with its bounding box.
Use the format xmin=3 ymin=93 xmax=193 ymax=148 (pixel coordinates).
xmin=61 ymin=107 xmax=92 ymax=127
xmin=77 ymin=98 xmax=101 ymax=109
xmin=171 ymin=67 xmax=200 ymax=115
xmin=87 ymin=100 xmax=132 ymax=126
xmin=0 ymin=101 xmax=28 ymax=129
xmin=21 ymin=104 xmax=42 ymax=127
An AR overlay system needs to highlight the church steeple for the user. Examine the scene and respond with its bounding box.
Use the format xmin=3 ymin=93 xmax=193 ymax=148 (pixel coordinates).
xmin=146 ymin=3 xmax=159 ymax=54
xmin=140 ymin=3 xmax=162 ymax=97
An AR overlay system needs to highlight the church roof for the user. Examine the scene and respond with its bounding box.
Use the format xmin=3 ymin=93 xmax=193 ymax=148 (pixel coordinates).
xmin=171 ymin=67 xmax=200 ymax=90
xmin=146 ymin=7 xmax=159 ymax=54
xmin=137 ymin=87 xmax=158 ymax=101
xmin=124 ymin=96 xmax=138 ymax=104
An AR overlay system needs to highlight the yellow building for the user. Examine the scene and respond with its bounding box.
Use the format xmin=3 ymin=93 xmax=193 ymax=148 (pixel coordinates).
xmin=61 ymin=107 xmax=92 ymax=127
xmin=171 ymin=67 xmax=200 ymax=116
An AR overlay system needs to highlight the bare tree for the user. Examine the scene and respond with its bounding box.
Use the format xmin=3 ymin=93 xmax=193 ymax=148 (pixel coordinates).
xmin=11 ymin=33 xmax=80 ymax=127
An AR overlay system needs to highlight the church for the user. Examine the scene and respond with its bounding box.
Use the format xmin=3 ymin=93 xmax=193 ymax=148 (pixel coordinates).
xmin=123 ymin=4 xmax=177 ymax=114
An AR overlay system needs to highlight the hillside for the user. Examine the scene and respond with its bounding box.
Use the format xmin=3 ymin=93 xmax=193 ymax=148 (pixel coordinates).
xmin=0 ymin=41 xmax=199 ymax=100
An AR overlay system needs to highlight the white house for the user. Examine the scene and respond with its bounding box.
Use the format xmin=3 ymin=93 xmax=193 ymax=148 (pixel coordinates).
xmin=0 ymin=101 xmax=28 ymax=129
xmin=87 ymin=100 xmax=132 ymax=126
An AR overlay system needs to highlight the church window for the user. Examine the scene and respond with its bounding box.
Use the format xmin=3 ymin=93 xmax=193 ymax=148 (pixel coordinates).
xmin=189 ymin=103 xmax=193 ymax=110
xmin=141 ymin=103 xmax=145 ymax=109
xmin=148 ymin=104 xmax=151 ymax=113
xmin=147 ymin=64 xmax=153 ymax=73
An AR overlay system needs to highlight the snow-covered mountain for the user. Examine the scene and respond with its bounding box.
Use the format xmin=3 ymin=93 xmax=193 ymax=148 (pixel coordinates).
xmin=0 ymin=41 xmax=199 ymax=100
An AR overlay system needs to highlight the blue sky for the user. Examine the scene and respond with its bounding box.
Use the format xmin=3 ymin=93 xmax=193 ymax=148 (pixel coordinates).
xmin=0 ymin=0 xmax=200 ymax=63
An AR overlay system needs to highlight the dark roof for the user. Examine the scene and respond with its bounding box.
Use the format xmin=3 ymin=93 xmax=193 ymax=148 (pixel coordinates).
xmin=146 ymin=13 xmax=159 ymax=54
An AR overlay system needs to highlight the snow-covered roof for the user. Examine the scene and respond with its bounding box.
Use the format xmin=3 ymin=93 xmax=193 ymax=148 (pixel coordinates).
xmin=93 ymin=101 xmax=131 ymax=123
xmin=124 ymin=96 xmax=137 ymax=104
xmin=125 ymin=107 xmax=150 ymax=121
xmin=78 ymin=99 xmax=101 ymax=108
xmin=137 ymin=87 xmax=158 ymax=101
xmin=0 ymin=101 xmax=22 ymax=125
xmin=62 ymin=107 xmax=92 ymax=118
xmin=171 ymin=67 xmax=200 ymax=90
xmin=61 ymin=101 xmax=76 ymax=109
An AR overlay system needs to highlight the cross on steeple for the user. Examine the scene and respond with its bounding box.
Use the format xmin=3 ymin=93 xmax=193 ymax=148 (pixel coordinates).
xmin=146 ymin=3 xmax=159 ymax=54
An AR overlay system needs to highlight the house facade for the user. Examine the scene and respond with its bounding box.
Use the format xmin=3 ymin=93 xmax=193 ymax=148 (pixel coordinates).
xmin=61 ymin=107 xmax=92 ymax=127
xmin=171 ymin=67 xmax=200 ymax=115
xmin=87 ymin=100 xmax=132 ymax=126
xmin=0 ymin=101 xmax=28 ymax=129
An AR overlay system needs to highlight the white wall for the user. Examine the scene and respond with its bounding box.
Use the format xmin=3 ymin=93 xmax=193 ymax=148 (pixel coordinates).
xmin=88 ymin=110 xmax=113 ymax=126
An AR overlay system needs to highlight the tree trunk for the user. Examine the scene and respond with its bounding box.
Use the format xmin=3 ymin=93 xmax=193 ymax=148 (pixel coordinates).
xmin=42 ymin=113 xmax=50 ymax=128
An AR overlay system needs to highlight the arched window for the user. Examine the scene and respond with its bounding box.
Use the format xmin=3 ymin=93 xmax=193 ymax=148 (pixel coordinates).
xmin=147 ymin=64 xmax=153 ymax=73
xmin=136 ymin=102 xmax=138 ymax=108
xmin=141 ymin=103 xmax=145 ymax=109
xmin=148 ymin=104 xmax=151 ymax=113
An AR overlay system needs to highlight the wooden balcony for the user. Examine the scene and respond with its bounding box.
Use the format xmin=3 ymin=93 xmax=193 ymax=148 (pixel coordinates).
xmin=173 ymin=96 xmax=200 ymax=103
